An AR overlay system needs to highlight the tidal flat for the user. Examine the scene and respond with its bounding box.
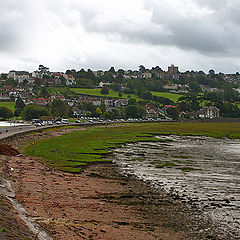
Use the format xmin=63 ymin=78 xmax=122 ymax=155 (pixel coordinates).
xmin=13 ymin=122 xmax=240 ymax=239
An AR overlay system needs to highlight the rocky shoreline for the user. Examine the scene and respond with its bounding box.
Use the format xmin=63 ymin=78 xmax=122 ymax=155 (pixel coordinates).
xmin=0 ymin=128 xmax=226 ymax=239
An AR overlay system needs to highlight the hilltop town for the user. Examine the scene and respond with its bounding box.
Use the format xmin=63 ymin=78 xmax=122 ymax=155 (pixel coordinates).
xmin=0 ymin=64 xmax=240 ymax=121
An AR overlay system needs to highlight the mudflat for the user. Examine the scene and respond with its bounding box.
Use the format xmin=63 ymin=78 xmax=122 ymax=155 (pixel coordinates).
xmin=0 ymin=128 xmax=220 ymax=240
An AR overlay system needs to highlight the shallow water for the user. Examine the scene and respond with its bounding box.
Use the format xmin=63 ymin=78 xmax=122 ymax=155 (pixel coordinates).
xmin=113 ymin=135 xmax=240 ymax=238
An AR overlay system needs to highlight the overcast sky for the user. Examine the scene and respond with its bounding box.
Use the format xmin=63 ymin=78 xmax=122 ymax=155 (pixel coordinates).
xmin=0 ymin=0 xmax=239 ymax=73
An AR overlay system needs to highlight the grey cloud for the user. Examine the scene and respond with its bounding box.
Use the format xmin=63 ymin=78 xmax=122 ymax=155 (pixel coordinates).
xmin=76 ymin=0 xmax=240 ymax=57
xmin=0 ymin=0 xmax=240 ymax=73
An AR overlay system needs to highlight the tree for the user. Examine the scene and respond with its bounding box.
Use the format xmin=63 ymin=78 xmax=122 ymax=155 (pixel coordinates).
xmin=100 ymin=86 xmax=109 ymax=95
xmin=5 ymin=79 xmax=17 ymax=87
xmin=100 ymin=103 xmax=106 ymax=113
xmin=139 ymin=65 xmax=146 ymax=73
xmin=39 ymin=87 xmax=50 ymax=98
xmin=21 ymin=104 xmax=50 ymax=120
xmin=217 ymin=102 xmax=240 ymax=118
xmin=81 ymin=102 xmax=96 ymax=114
xmin=15 ymin=96 xmax=25 ymax=110
xmin=0 ymin=107 xmax=13 ymax=120
xmin=142 ymin=91 xmax=153 ymax=100
xmin=109 ymin=67 xmax=116 ymax=73
xmin=104 ymin=109 xmax=120 ymax=120
xmin=50 ymin=99 xmax=70 ymax=117
xmin=204 ymin=92 xmax=224 ymax=103
xmin=166 ymin=107 xmax=179 ymax=120
xmin=189 ymin=82 xmax=201 ymax=93
xmin=208 ymin=69 xmax=215 ymax=74
xmin=14 ymin=108 xmax=22 ymax=117
xmin=96 ymin=107 xmax=102 ymax=115
xmin=128 ymin=98 xmax=137 ymax=105
xmin=125 ymin=105 xmax=146 ymax=118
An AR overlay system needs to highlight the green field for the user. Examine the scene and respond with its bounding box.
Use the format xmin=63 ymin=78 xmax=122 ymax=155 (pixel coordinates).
xmin=151 ymin=92 xmax=183 ymax=102
xmin=0 ymin=102 xmax=15 ymax=111
xmin=23 ymin=122 xmax=240 ymax=173
xmin=70 ymin=88 xmax=142 ymax=100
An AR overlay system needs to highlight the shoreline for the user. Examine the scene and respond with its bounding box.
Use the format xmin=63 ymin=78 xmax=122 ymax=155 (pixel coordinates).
xmin=0 ymin=127 xmax=227 ymax=239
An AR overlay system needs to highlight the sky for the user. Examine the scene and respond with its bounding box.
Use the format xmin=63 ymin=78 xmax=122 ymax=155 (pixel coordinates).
xmin=0 ymin=0 xmax=239 ymax=73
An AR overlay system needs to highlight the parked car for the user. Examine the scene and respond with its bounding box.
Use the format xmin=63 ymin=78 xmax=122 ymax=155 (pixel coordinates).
xmin=35 ymin=122 xmax=42 ymax=127
xmin=61 ymin=119 xmax=69 ymax=124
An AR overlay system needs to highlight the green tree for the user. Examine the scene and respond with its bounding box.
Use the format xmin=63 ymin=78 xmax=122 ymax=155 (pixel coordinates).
xmin=100 ymin=86 xmax=109 ymax=95
xmin=50 ymin=99 xmax=70 ymax=117
xmin=39 ymin=87 xmax=50 ymax=98
xmin=125 ymin=105 xmax=145 ymax=118
xmin=217 ymin=102 xmax=240 ymax=118
xmin=0 ymin=107 xmax=13 ymax=120
xmin=15 ymin=96 xmax=25 ymax=110
xmin=81 ymin=102 xmax=96 ymax=114
xmin=189 ymin=82 xmax=201 ymax=93
xmin=100 ymin=103 xmax=106 ymax=113
xmin=21 ymin=104 xmax=50 ymax=120
xmin=142 ymin=91 xmax=153 ymax=100
xmin=166 ymin=107 xmax=179 ymax=120
xmin=5 ymin=79 xmax=17 ymax=87
xmin=104 ymin=109 xmax=120 ymax=119
xmin=128 ymin=98 xmax=137 ymax=105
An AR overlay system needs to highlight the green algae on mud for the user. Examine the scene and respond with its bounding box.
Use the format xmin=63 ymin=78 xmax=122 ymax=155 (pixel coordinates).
xmin=23 ymin=122 xmax=240 ymax=173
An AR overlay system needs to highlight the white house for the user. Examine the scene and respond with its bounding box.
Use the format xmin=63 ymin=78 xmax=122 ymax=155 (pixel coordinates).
xmin=198 ymin=106 xmax=220 ymax=119
xmin=8 ymin=71 xmax=30 ymax=83
xmin=99 ymin=81 xmax=111 ymax=88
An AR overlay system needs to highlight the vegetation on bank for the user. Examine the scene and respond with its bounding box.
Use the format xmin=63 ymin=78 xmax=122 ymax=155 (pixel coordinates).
xmin=23 ymin=122 xmax=240 ymax=173
xmin=0 ymin=102 xmax=15 ymax=111
xmin=150 ymin=92 xmax=183 ymax=102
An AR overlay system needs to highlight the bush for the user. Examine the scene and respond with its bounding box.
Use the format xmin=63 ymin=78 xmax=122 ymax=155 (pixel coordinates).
xmin=0 ymin=106 xmax=13 ymax=120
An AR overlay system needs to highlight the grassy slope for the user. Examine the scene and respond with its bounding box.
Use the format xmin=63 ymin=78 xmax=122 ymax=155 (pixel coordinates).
xmin=23 ymin=122 xmax=240 ymax=173
xmin=150 ymin=92 xmax=183 ymax=102
xmin=70 ymin=88 xmax=142 ymax=100
xmin=49 ymin=87 xmax=183 ymax=102
xmin=0 ymin=102 xmax=15 ymax=111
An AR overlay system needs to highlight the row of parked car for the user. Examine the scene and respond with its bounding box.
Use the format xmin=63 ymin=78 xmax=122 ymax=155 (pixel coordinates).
xmin=32 ymin=119 xmax=69 ymax=127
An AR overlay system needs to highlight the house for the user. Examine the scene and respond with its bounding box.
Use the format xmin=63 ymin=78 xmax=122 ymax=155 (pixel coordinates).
xmin=93 ymin=70 xmax=104 ymax=77
xmin=163 ymin=84 xmax=179 ymax=90
xmin=198 ymin=106 xmax=220 ymax=119
xmin=52 ymin=72 xmax=62 ymax=79
xmin=34 ymin=97 xmax=49 ymax=106
xmin=144 ymin=104 xmax=160 ymax=118
xmin=99 ymin=81 xmax=111 ymax=88
xmin=8 ymin=71 xmax=30 ymax=83
xmin=104 ymin=99 xmax=114 ymax=108
xmin=63 ymin=74 xmax=76 ymax=85
xmin=0 ymin=94 xmax=11 ymax=101
xmin=89 ymin=98 xmax=101 ymax=106
xmin=114 ymin=99 xmax=128 ymax=108
xmin=142 ymin=72 xmax=152 ymax=79
xmin=50 ymin=95 xmax=66 ymax=102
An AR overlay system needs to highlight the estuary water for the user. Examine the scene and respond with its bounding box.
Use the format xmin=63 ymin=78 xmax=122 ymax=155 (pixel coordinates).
xmin=0 ymin=121 xmax=30 ymax=127
xmin=112 ymin=136 xmax=240 ymax=239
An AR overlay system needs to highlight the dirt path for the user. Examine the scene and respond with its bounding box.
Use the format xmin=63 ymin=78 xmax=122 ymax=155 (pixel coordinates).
xmin=0 ymin=127 xmax=219 ymax=240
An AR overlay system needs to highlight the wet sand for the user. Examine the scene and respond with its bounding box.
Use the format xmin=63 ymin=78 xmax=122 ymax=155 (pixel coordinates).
xmin=0 ymin=128 xmax=221 ymax=240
